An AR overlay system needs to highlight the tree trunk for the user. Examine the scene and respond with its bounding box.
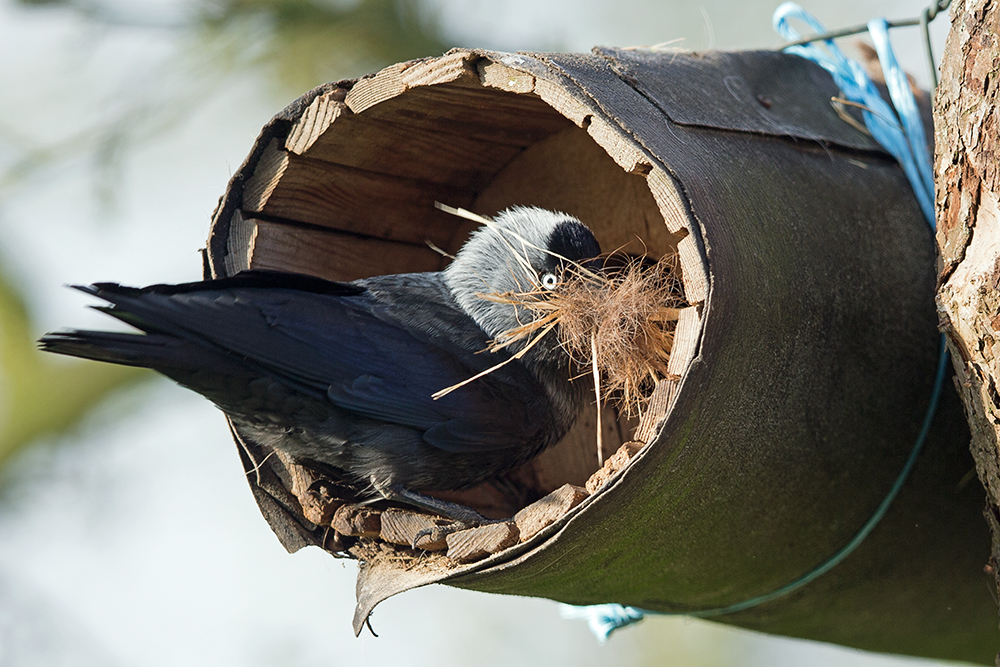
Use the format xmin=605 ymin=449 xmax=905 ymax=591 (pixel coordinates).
xmin=935 ymin=0 xmax=1000 ymax=603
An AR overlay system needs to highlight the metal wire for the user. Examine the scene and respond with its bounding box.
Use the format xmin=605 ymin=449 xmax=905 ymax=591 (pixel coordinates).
xmin=781 ymin=0 xmax=952 ymax=90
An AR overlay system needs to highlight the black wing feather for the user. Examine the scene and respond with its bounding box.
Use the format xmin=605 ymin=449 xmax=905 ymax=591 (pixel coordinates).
xmin=44 ymin=272 xmax=550 ymax=454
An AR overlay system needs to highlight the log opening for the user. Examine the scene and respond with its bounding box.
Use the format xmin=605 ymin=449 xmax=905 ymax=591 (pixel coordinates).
xmin=207 ymin=49 xmax=705 ymax=563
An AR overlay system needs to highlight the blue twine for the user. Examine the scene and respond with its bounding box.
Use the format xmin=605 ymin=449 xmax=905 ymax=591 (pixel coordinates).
xmin=560 ymin=603 xmax=645 ymax=643
xmin=773 ymin=3 xmax=935 ymax=225
xmin=568 ymin=4 xmax=947 ymax=642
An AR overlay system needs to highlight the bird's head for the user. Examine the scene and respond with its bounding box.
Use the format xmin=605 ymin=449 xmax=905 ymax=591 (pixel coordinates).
xmin=443 ymin=206 xmax=602 ymax=343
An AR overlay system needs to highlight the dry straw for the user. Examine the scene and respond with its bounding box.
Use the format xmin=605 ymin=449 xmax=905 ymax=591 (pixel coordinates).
xmin=494 ymin=255 xmax=684 ymax=412
xmin=434 ymin=204 xmax=686 ymax=464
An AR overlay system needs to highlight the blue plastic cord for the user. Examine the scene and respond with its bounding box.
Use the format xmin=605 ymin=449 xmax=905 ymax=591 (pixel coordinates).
xmin=568 ymin=3 xmax=948 ymax=641
xmin=773 ymin=4 xmax=935 ymax=225
xmin=560 ymin=602 xmax=645 ymax=643
xmin=866 ymin=18 xmax=936 ymax=218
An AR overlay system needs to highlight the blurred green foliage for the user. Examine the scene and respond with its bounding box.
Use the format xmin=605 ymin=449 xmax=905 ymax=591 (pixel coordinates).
xmin=0 ymin=268 xmax=146 ymax=469
xmin=14 ymin=0 xmax=450 ymax=93
xmin=200 ymin=0 xmax=449 ymax=90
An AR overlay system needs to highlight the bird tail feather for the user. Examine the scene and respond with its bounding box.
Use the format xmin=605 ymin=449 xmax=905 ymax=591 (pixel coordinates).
xmin=39 ymin=328 xmax=220 ymax=372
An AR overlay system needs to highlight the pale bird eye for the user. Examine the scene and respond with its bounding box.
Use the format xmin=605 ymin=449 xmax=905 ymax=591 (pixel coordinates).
xmin=541 ymin=272 xmax=559 ymax=290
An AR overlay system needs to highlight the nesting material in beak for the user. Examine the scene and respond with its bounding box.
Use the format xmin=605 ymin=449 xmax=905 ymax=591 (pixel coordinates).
xmin=491 ymin=254 xmax=685 ymax=412
xmin=487 ymin=252 xmax=686 ymax=462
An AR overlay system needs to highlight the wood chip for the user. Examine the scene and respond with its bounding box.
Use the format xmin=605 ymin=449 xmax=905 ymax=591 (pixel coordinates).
xmin=478 ymin=61 xmax=535 ymax=94
xmin=285 ymin=92 xmax=348 ymax=155
xmin=445 ymin=522 xmax=519 ymax=563
xmin=400 ymin=50 xmax=478 ymax=89
xmin=513 ymin=484 xmax=589 ymax=542
xmin=331 ymin=505 xmax=382 ymax=538
xmin=533 ymin=78 xmax=592 ymax=127
xmin=585 ymin=441 xmax=644 ymax=494
xmin=300 ymin=492 xmax=342 ymax=526
xmin=272 ymin=450 xmax=342 ymax=525
xmin=379 ymin=508 xmax=451 ymax=551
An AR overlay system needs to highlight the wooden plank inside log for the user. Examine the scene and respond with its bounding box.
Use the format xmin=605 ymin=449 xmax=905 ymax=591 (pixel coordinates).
xmin=223 ymin=209 xmax=256 ymax=275
xmin=288 ymin=112 xmax=526 ymax=190
xmin=532 ymin=78 xmax=594 ymax=128
xmin=243 ymin=140 xmax=475 ymax=248
xmin=343 ymin=62 xmax=410 ymax=113
xmin=241 ymin=139 xmax=288 ymax=214
xmin=646 ymin=167 xmax=692 ymax=235
xmin=586 ymin=115 xmax=653 ymax=175
xmin=633 ymin=378 xmax=676 ymax=445
xmin=345 ymin=51 xmax=479 ymax=114
xmin=245 ymin=217 xmax=445 ymax=280
xmin=397 ymin=51 xmax=481 ymax=90
xmin=628 ymin=306 xmax=701 ymax=438
xmin=676 ymin=235 xmax=707 ymax=304
xmin=477 ymin=52 xmax=592 ymax=128
xmin=478 ymin=61 xmax=536 ymax=95
xmin=273 ymin=450 xmax=342 ymax=526
xmin=667 ymin=306 xmax=701 ymax=379
xmin=285 ymin=90 xmax=349 ymax=156
xmin=473 ymin=125 xmax=682 ymax=260
xmin=346 ymin=83 xmax=570 ymax=148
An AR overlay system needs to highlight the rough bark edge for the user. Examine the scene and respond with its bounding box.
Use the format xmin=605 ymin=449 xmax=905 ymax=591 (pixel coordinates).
xmin=934 ymin=0 xmax=1000 ymax=602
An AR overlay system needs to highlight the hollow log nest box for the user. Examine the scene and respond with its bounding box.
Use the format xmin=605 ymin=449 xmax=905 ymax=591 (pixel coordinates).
xmin=206 ymin=47 xmax=996 ymax=662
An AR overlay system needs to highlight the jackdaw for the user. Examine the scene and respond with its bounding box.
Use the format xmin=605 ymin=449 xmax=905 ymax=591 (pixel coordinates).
xmin=40 ymin=207 xmax=602 ymax=522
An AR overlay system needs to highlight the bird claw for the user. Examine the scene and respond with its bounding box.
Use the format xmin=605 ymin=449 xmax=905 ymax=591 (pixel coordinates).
xmin=374 ymin=482 xmax=490 ymax=524
xmin=411 ymin=518 xmax=504 ymax=550
xmin=372 ymin=481 xmax=508 ymax=550
xmin=411 ymin=524 xmax=455 ymax=549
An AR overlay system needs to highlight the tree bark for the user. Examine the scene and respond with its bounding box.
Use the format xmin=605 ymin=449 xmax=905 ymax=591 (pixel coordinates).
xmin=935 ymin=0 xmax=1000 ymax=600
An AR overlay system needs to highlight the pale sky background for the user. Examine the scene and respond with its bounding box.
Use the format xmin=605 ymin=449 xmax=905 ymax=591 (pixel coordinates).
xmin=0 ymin=1 xmax=963 ymax=665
